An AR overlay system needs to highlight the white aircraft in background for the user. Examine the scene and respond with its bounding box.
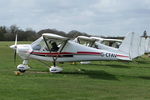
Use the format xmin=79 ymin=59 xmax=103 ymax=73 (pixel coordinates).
xmin=74 ymin=36 xmax=122 ymax=48
xmin=75 ymin=32 xmax=148 ymax=59
xmin=74 ymin=36 xmax=122 ymax=64
xmin=90 ymin=36 xmax=122 ymax=48
xmin=10 ymin=33 xmax=142 ymax=73
xmin=74 ymin=36 xmax=119 ymax=52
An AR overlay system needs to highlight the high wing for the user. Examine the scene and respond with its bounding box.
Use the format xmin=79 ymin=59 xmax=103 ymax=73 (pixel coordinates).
xmin=77 ymin=36 xmax=97 ymax=42
xmin=102 ymin=39 xmax=122 ymax=42
xmin=42 ymin=33 xmax=68 ymax=41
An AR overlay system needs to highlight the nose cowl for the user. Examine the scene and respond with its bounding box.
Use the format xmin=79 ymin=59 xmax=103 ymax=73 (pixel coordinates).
xmin=10 ymin=45 xmax=17 ymax=50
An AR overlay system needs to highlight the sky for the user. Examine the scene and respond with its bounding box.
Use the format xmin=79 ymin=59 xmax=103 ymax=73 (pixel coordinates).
xmin=0 ymin=0 xmax=150 ymax=36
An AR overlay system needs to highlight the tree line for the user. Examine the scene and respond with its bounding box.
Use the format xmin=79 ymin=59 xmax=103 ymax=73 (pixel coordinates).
xmin=0 ymin=25 xmax=90 ymax=41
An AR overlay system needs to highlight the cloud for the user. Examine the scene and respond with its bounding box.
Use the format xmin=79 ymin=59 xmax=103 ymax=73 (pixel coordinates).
xmin=0 ymin=0 xmax=150 ymax=36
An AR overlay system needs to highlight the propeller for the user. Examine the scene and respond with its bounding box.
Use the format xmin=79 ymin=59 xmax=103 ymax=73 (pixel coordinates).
xmin=14 ymin=34 xmax=17 ymax=46
xmin=10 ymin=34 xmax=18 ymax=63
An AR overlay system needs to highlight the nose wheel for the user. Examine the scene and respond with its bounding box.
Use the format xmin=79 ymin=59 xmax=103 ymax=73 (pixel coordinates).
xmin=17 ymin=60 xmax=30 ymax=73
xmin=17 ymin=64 xmax=30 ymax=73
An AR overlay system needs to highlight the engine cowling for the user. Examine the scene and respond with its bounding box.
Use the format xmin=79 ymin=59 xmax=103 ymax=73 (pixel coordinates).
xmin=17 ymin=45 xmax=32 ymax=59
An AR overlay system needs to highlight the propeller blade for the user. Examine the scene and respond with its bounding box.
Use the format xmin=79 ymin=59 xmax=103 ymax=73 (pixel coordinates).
xmin=15 ymin=34 xmax=18 ymax=46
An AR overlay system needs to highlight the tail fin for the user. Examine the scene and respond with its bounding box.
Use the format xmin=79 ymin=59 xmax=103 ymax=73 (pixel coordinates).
xmin=119 ymin=32 xmax=145 ymax=59
xmin=119 ymin=32 xmax=134 ymax=55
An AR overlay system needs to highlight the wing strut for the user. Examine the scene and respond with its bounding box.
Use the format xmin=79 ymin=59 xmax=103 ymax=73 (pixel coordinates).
xmin=42 ymin=33 xmax=69 ymax=67
xmin=43 ymin=36 xmax=51 ymax=52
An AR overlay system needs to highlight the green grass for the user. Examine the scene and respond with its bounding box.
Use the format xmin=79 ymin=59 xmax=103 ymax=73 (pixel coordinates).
xmin=1 ymin=41 xmax=150 ymax=100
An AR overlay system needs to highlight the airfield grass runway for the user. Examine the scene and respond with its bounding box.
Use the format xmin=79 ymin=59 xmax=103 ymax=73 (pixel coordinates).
xmin=1 ymin=42 xmax=150 ymax=100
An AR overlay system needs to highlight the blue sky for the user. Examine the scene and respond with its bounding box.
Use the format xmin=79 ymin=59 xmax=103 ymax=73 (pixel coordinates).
xmin=0 ymin=0 xmax=150 ymax=36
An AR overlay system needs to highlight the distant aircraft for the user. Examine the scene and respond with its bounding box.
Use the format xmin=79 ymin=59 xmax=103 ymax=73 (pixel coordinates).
xmin=74 ymin=36 xmax=122 ymax=64
xmin=74 ymin=36 xmax=122 ymax=48
xmin=75 ymin=33 xmax=148 ymax=59
xmin=10 ymin=32 xmax=143 ymax=73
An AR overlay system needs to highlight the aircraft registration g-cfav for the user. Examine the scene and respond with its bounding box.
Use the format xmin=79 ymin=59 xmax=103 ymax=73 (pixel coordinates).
xmin=10 ymin=33 xmax=140 ymax=73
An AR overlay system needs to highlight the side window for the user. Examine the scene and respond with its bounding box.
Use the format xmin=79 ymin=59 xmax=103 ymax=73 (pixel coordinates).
xmin=32 ymin=39 xmax=45 ymax=51
xmin=32 ymin=40 xmax=46 ymax=51
xmin=33 ymin=44 xmax=41 ymax=50
xmin=32 ymin=38 xmax=64 ymax=52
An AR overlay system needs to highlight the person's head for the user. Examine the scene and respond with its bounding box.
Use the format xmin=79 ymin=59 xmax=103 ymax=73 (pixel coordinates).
xmin=51 ymin=42 xmax=57 ymax=46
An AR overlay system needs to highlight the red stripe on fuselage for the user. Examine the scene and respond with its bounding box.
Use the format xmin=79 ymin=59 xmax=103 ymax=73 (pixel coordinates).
xmin=31 ymin=51 xmax=129 ymax=58
xmin=77 ymin=51 xmax=102 ymax=55
xmin=116 ymin=54 xmax=129 ymax=58
xmin=31 ymin=51 xmax=101 ymax=55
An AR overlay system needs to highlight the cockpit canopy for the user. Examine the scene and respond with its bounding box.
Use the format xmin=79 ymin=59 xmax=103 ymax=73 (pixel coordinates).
xmin=31 ymin=36 xmax=66 ymax=52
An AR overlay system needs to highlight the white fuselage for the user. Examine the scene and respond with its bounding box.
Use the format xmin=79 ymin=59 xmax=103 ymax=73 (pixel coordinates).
xmin=29 ymin=41 xmax=130 ymax=62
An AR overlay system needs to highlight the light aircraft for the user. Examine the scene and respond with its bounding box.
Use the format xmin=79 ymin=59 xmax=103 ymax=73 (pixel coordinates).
xmin=75 ymin=33 xmax=148 ymax=60
xmin=10 ymin=33 xmax=140 ymax=73
xmin=74 ymin=36 xmax=122 ymax=48
xmin=90 ymin=36 xmax=122 ymax=48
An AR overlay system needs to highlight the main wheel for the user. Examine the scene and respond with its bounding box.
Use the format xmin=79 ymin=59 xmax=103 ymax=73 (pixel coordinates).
xmin=49 ymin=66 xmax=63 ymax=73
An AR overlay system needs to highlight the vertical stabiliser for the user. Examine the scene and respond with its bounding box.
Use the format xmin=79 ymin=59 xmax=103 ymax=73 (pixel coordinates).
xmin=119 ymin=32 xmax=145 ymax=60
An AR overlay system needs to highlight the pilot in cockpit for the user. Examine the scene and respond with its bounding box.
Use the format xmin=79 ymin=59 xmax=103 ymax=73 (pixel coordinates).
xmin=51 ymin=42 xmax=59 ymax=52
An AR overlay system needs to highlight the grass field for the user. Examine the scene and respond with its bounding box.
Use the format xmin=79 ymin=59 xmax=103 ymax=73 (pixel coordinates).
xmin=1 ymin=42 xmax=150 ymax=100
